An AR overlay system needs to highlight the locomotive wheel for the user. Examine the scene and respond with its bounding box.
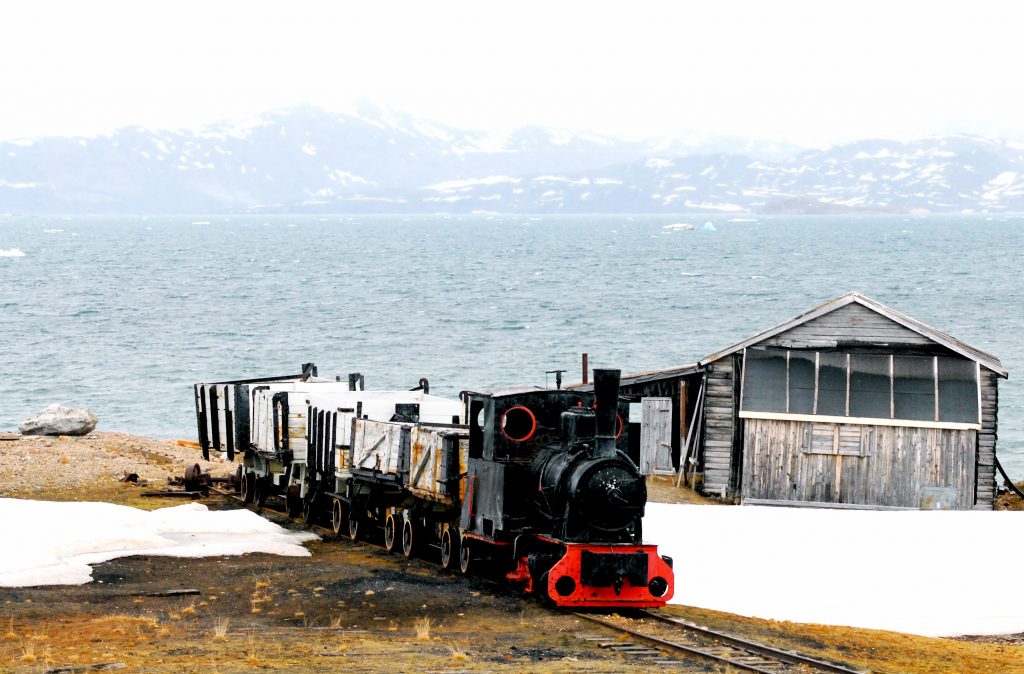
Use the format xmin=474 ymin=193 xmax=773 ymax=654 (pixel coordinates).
xmin=383 ymin=514 xmax=398 ymax=553
xmin=331 ymin=499 xmax=344 ymax=536
xmin=440 ymin=528 xmax=459 ymax=570
xmin=458 ymin=535 xmax=472 ymax=575
xmin=241 ymin=471 xmax=256 ymax=504
xmin=401 ymin=518 xmax=415 ymax=559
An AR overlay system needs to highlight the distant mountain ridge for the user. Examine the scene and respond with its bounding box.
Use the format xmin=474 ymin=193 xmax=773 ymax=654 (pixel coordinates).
xmin=1 ymin=105 xmax=1022 ymax=214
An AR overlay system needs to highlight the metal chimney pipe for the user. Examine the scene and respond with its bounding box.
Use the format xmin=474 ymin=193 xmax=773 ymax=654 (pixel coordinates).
xmin=592 ymin=368 xmax=621 ymax=458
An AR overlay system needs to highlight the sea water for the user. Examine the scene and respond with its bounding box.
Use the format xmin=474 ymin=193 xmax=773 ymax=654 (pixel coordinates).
xmin=2 ymin=213 xmax=1023 ymax=475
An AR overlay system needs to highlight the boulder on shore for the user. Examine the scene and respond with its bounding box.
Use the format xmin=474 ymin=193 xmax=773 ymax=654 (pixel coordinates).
xmin=19 ymin=405 xmax=98 ymax=436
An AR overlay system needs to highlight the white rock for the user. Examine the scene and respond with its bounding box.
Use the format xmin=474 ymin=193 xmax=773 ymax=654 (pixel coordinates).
xmin=19 ymin=405 xmax=98 ymax=436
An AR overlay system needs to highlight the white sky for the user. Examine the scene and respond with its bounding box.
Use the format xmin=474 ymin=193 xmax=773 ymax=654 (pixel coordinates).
xmin=1 ymin=1 xmax=1022 ymax=146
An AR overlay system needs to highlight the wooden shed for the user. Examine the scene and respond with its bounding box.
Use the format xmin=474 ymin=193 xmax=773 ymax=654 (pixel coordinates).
xmin=693 ymin=292 xmax=1007 ymax=510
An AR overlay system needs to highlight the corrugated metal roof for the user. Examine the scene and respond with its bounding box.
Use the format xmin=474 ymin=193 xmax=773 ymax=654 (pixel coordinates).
xmin=698 ymin=292 xmax=1007 ymax=377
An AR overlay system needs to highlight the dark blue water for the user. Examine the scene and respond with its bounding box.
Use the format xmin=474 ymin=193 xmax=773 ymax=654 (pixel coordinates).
xmin=2 ymin=214 xmax=1022 ymax=474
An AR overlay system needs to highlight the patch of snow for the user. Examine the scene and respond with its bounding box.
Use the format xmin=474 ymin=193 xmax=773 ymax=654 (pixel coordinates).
xmin=646 ymin=158 xmax=674 ymax=170
xmin=9 ymin=138 xmax=34 ymax=147
xmin=646 ymin=504 xmax=1024 ymax=636
xmin=683 ymin=200 xmax=744 ymax=212
xmin=989 ymin=171 xmax=1018 ymax=187
xmin=853 ymin=148 xmax=894 ymax=160
xmin=301 ymin=143 xmax=317 ymax=156
xmin=547 ymin=129 xmax=573 ymax=146
xmin=0 ymin=180 xmax=42 ymax=190
xmin=0 ymin=499 xmax=317 ymax=587
xmin=0 ymin=248 xmax=26 ymax=257
xmin=338 ymin=196 xmax=406 ymax=203
xmin=426 ymin=176 xmax=520 ymax=192
xmin=327 ymin=170 xmax=371 ymax=186
xmin=592 ymin=178 xmax=623 ymax=185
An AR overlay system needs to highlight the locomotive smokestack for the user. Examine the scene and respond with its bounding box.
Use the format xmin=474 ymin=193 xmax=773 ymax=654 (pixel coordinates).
xmin=593 ymin=368 xmax=621 ymax=458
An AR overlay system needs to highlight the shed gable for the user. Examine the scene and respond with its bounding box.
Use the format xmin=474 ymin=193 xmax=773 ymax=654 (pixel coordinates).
xmin=760 ymin=302 xmax=934 ymax=349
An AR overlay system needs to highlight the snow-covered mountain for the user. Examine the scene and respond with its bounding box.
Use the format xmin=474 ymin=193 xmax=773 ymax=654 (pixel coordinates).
xmin=1 ymin=105 xmax=1022 ymax=214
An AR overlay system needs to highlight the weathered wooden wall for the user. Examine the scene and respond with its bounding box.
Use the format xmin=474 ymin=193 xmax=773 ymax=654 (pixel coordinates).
xmin=762 ymin=302 xmax=933 ymax=348
xmin=702 ymin=358 xmax=737 ymax=497
xmin=741 ymin=418 xmax=978 ymax=509
xmin=976 ymin=370 xmax=999 ymax=509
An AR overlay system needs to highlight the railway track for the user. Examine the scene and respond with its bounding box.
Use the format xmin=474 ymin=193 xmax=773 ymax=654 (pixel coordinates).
xmin=571 ymin=609 xmax=866 ymax=673
xmin=206 ymin=485 xmax=865 ymax=673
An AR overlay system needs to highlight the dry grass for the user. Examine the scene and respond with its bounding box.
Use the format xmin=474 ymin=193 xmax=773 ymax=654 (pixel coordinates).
xmin=646 ymin=473 xmax=721 ymax=505
xmin=414 ymin=616 xmax=432 ymax=640
xmin=18 ymin=639 xmax=37 ymax=663
xmin=211 ymin=617 xmax=230 ymax=641
xmin=245 ymin=628 xmax=260 ymax=666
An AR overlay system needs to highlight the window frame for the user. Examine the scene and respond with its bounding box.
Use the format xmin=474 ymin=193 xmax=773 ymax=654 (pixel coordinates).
xmin=739 ymin=347 xmax=981 ymax=431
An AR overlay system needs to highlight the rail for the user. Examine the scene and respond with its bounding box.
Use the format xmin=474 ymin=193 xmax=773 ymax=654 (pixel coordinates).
xmin=571 ymin=609 xmax=866 ymax=673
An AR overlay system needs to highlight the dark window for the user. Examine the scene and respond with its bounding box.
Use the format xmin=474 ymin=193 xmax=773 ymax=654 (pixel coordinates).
xmin=849 ymin=354 xmax=891 ymax=419
xmin=741 ymin=348 xmax=787 ymax=413
xmin=816 ymin=352 xmax=847 ymax=416
xmin=894 ymin=356 xmax=936 ymax=422
xmin=938 ymin=357 xmax=979 ymax=423
xmin=788 ymin=352 xmax=816 ymax=414
xmin=468 ymin=400 xmax=484 ymax=459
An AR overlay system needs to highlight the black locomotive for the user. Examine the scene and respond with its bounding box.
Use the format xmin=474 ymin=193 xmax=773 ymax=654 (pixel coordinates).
xmin=460 ymin=369 xmax=674 ymax=607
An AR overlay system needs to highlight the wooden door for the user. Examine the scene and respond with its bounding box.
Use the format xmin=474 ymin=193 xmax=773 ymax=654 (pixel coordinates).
xmin=640 ymin=397 xmax=674 ymax=475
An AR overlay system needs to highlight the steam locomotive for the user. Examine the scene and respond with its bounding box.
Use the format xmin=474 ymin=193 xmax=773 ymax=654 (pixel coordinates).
xmin=459 ymin=368 xmax=673 ymax=607
xmin=194 ymin=366 xmax=674 ymax=608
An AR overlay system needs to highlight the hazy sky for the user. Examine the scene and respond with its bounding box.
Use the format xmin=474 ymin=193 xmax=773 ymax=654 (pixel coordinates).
xmin=1 ymin=1 xmax=1021 ymax=146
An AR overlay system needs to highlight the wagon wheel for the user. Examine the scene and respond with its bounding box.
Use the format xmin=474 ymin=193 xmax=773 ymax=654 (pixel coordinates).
xmin=383 ymin=514 xmax=398 ymax=553
xmin=301 ymin=496 xmax=316 ymax=525
xmin=253 ymin=477 xmax=269 ymax=507
xmin=458 ymin=535 xmax=473 ymax=575
xmin=234 ymin=464 xmax=243 ymax=494
xmin=183 ymin=464 xmax=202 ymax=491
xmin=347 ymin=509 xmax=361 ymax=541
xmin=241 ymin=471 xmax=256 ymax=504
xmin=440 ymin=528 xmax=459 ymax=571
xmin=285 ymin=485 xmax=302 ymax=518
xmin=331 ymin=498 xmax=344 ymax=537
xmin=401 ymin=517 xmax=416 ymax=559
